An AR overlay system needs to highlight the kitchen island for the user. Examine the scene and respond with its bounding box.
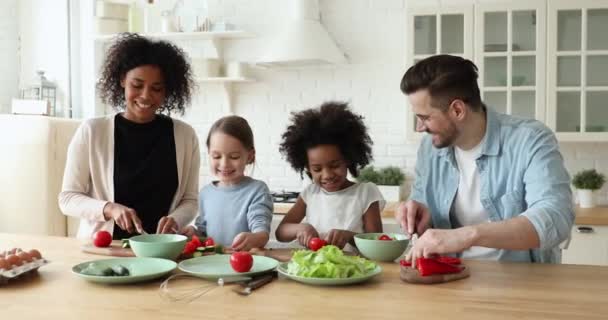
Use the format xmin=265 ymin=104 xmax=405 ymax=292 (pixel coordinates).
xmin=1 ymin=233 xmax=607 ymax=320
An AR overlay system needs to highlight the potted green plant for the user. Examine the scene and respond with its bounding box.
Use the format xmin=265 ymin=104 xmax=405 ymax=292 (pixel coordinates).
xmin=572 ymin=169 xmax=606 ymax=208
xmin=358 ymin=166 xmax=405 ymax=202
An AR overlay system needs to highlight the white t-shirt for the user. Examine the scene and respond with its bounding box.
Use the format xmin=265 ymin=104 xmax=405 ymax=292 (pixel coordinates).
xmin=452 ymin=143 xmax=500 ymax=260
xmin=301 ymin=182 xmax=386 ymax=238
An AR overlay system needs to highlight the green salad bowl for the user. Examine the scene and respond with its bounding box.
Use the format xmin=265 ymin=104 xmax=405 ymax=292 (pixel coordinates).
xmin=354 ymin=233 xmax=409 ymax=262
xmin=129 ymin=234 xmax=187 ymax=261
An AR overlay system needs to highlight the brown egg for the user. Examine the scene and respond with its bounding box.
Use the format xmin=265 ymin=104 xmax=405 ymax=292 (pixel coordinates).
xmin=6 ymin=254 xmax=23 ymax=267
xmin=28 ymin=249 xmax=42 ymax=260
xmin=17 ymin=251 xmax=32 ymax=263
xmin=0 ymin=258 xmax=10 ymax=270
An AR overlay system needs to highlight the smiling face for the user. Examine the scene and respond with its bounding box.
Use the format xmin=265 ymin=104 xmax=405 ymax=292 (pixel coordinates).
xmin=120 ymin=65 xmax=166 ymax=123
xmin=306 ymin=144 xmax=352 ymax=192
xmin=408 ymin=89 xmax=460 ymax=148
xmin=208 ymin=132 xmax=254 ymax=186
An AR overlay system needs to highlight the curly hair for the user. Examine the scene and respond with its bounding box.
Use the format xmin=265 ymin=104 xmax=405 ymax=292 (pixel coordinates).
xmin=97 ymin=33 xmax=195 ymax=115
xmin=279 ymin=101 xmax=374 ymax=178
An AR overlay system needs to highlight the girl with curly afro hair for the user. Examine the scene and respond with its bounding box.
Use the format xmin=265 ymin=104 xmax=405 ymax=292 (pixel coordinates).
xmin=60 ymin=33 xmax=200 ymax=240
xmin=275 ymin=101 xmax=385 ymax=250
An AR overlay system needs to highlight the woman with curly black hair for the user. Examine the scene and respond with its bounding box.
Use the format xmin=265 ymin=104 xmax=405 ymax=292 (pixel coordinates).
xmin=59 ymin=33 xmax=200 ymax=240
xmin=275 ymin=101 xmax=385 ymax=250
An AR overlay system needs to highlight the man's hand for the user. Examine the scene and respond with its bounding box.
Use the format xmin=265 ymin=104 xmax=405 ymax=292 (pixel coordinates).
xmin=395 ymin=200 xmax=432 ymax=235
xmin=406 ymin=227 xmax=476 ymax=262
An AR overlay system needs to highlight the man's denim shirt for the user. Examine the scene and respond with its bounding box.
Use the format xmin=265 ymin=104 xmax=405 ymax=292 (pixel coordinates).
xmin=409 ymin=108 xmax=574 ymax=263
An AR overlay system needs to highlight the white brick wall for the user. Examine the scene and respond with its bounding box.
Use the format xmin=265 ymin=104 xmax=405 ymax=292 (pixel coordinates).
xmin=175 ymin=0 xmax=608 ymax=204
xmin=0 ymin=0 xmax=19 ymax=114
xmin=5 ymin=0 xmax=602 ymax=204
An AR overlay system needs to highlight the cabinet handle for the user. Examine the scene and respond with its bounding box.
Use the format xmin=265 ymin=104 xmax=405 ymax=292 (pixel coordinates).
xmin=576 ymin=226 xmax=594 ymax=234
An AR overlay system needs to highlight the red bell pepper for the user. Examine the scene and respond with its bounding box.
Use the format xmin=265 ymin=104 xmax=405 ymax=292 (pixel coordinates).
xmin=436 ymin=256 xmax=461 ymax=265
xmin=416 ymin=257 xmax=462 ymax=276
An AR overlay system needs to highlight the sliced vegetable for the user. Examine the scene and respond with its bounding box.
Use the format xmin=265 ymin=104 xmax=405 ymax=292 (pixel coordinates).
xmin=416 ymin=257 xmax=462 ymax=276
xmin=203 ymin=237 xmax=215 ymax=246
xmin=121 ymin=239 xmax=130 ymax=249
xmin=436 ymin=256 xmax=461 ymax=265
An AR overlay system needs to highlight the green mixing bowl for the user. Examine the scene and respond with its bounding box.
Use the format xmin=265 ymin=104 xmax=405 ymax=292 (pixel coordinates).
xmin=354 ymin=233 xmax=409 ymax=262
xmin=129 ymin=234 xmax=187 ymax=261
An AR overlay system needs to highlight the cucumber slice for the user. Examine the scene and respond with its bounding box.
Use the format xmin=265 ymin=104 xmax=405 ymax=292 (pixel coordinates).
xmin=192 ymin=251 xmax=203 ymax=258
xmin=121 ymin=239 xmax=130 ymax=248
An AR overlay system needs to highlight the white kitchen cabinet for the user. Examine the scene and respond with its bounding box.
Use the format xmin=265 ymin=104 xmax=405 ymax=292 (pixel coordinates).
xmin=562 ymin=225 xmax=608 ymax=266
xmin=405 ymin=3 xmax=474 ymax=141
xmin=475 ymin=1 xmax=546 ymax=121
xmin=547 ymin=0 xmax=608 ymax=141
xmin=405 ymin=0 xmax=608 ymax=142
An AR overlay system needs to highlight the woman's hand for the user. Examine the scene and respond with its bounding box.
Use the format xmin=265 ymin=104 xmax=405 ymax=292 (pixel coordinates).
xmin=295 ymin=224 xmax=319 ymax=248
xmin=180 ymin=225 xmax=198 ymax=237
xmin=103 ymin=202 xmax=143 ymax=234
xmin=325 ymin=229 xmax=356 ymax=249
xmin=157 ymin=216 xmax=178 ymax=234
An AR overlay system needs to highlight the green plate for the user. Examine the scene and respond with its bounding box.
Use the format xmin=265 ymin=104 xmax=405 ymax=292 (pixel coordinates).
xmin=277 ymin=262 xmax=382 ymax=286
xmin=178 ymin=254 xmax=279 ymax=280
xmin=72 ymin=257 xmax=176 ymax=284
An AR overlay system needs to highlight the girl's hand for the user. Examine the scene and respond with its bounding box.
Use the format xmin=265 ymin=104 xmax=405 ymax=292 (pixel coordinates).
xmin=103 ymin=202 xmax=143 ymax=234
xmin=157 ymin=216 xmax=178 ymax=234
xmin=325 ymin=229 xmax=356 ymax=249
xmin=295 ymin=224 xmax=319 ymax=248
xmin=232 ymin=232 xmax=269 ymax=251
xmin=232 ymin=232 xmax=253 ymax=251
xmin=180 ymin=225 xmax=198 ymax=237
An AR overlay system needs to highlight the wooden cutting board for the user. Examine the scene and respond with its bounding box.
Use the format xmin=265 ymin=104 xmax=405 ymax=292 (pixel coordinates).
xmin=400 ymin=265 xmax=470 ymax=284
xmin=81 ymin=240 xmax=135 ymax=257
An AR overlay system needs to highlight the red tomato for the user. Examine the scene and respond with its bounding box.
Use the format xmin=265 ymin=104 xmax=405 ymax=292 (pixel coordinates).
xmin=204 ymin=237 xmax=215 ymax=246
xmin=308 ymin=237 xmax=327 ymax=251
xmin=191 ymin=236 xmax=202 ymax=247
xmin=378 ymin=234 xmax=392 ymax=241
xmin=230 ymin=252 xmax=253 ymax=273
xmin=93 ymin=231 xmax=112 ymax=247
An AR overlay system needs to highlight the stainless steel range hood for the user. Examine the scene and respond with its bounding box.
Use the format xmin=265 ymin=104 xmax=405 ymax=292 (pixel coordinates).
xmin=256 ymin=0 xmax=348 ymax=68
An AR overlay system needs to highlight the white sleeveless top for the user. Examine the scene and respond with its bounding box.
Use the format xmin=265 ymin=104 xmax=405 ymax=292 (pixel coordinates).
xmin=301 ymin=182 xmax=386 ymax=238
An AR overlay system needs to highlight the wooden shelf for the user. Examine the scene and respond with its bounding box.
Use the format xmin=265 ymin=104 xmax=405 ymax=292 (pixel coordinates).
xmin=94 ymin=30 xmax=254 ymax=42
xmin=196 ymin=77 xmax=255 ymax=83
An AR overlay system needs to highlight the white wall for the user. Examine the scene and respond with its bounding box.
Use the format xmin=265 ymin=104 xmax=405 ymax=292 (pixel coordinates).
xmin=176 ymin=0 xmax=417 ymax=194
xmin=7 ymin=0 xmax=602 ymax=204
xmin=0 ymin=0 xmax=19 ymax=114
xmin=176 ymin=0 xmax=608 ymax=204
xmin=18 ymin=0 xmax=70 ymax=118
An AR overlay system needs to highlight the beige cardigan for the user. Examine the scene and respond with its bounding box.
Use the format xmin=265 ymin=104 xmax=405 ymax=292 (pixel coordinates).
xmin=59 ymin=113 xmax=200 ymax=239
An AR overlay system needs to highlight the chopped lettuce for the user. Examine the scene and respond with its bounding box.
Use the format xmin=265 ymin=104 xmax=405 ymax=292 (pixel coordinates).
xmin=286 ymin=245 xmax=377 ymax=278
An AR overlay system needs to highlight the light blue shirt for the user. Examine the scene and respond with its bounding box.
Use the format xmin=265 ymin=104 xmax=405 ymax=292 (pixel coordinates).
xmin=195 ymin=177 xmax=273 ymax=247
xmin=410 ymin=108 xmax=574 ymax=263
